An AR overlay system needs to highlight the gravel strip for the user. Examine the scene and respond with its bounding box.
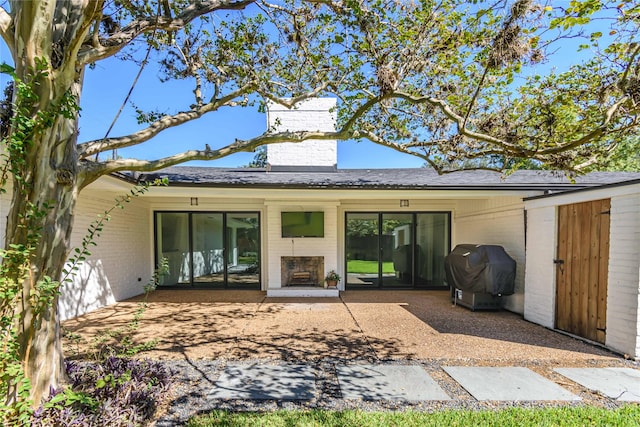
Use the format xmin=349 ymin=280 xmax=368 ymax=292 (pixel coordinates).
xmin=153 ymin=357 xmax=640 ymax=426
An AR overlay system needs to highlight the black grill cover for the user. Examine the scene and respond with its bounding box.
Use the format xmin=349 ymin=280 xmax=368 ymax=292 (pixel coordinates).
xmin=444 ymin=244 xmax=516 ymax=296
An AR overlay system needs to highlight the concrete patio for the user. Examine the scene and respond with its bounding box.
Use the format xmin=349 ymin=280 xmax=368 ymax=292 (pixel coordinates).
xmin=63 ymin=289 xmax=625 ymax=364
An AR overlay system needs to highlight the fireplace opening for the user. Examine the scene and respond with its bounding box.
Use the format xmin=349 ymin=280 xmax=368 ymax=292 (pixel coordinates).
xmin=281 ymin=256 xmax=324 ymax=287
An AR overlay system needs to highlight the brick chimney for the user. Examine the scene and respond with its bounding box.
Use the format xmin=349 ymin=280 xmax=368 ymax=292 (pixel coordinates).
xmin=266 ymin=98 xmax=337 ymax=171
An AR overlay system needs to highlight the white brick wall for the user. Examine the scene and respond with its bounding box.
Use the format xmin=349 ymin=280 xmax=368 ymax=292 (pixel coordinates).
xmin=454 ymin=197 xmax=526 ymax=314
xmin=266 ymin=98 xmax=337 ymax=167
xmin=0 ymin=180 xmax=152 ymax=320
xmin=607 ymin=192 xmax=640 ymax=358
xmin=59 ymin=187 xmax=152 ymax=320
xmin=265 ymin=202 xmax=340 ymax=289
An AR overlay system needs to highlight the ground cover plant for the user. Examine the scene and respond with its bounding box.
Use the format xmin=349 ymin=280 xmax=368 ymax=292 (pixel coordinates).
xmin=30 ymin=252 xmax=172 ymax=426
xmin=32 ymin=357 xmax=172 ymax=427
xmin=187 ymin=406 xmax=640 ymax=427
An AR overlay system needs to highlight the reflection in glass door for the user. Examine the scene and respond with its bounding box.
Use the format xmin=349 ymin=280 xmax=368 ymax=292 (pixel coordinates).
xmin=156 ymin=212 xmax=190 ymax=286
xmin=192 ymin=213 xmax=224 ymax=285
xmin=345 ymin=212 xmax=450 ymax=289
xmin=226 ymin=213 xmax=260 ymax=288
xmin=415 ymin=213 xmax=449 ymax=288
xmin=345 ymin=213 xmax=379 ymax=288
xmin=383 ymin=213 xmax=414 ymax=288
xmin=155 ymin=211 xmax=260 ymax=289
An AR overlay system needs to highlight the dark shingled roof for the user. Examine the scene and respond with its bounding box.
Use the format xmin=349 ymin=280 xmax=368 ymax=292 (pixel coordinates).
xmin=137 ymin=167 xmax=640 ymax=191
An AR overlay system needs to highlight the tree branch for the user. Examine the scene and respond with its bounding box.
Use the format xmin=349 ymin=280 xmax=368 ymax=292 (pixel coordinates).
xmin=354 ymin=89 xmax=635 ymax=169
xmin=389 ymin=89 xmax=638 ymax=162
xmin=0 ymin=6 xmax=14 ymax=54
xmin=79 ymin=128 xmax=353 ymax=185
xmin=462 ymin=66 xmax=490 ymax=128
xmin=258 ymin=83 xmax=331 ymax=109
xmin=78 ymin=87 xmax=390 ymax=182
xmin=78 ymin=82 xmax=256 ymax=157
xmin=343 ymin=128 xmax=512 ymax=175
xmin=77 ymin=0 xmax=256 ymax=65
xmin=391 ymin=91 xmax=528 ymax=154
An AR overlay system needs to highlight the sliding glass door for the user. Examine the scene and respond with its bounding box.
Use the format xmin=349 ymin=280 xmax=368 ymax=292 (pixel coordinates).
xmin=345 ymin=212 xmax=450 ymax=289
xmin=155 ymin=211 xmax=260 ymax=289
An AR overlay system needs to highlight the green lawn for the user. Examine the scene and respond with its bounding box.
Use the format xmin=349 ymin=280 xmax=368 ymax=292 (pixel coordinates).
xmin=347 ymin=260 xmax=394 ymax=274
xmin=238 ymin=255 xmax=257 ymax=264
xmin=187 ymin=406 xmax=640 ymax=427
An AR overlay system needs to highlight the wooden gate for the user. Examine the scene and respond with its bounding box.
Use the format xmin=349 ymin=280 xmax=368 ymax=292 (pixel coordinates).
xmin=555 ymin=199 xmax=610 ymax=344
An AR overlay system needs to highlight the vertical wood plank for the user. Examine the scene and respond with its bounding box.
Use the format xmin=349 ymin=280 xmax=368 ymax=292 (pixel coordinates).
xmin=556 ymin=204 xmax=569 ymax=331
xmin=570 ymin=203 xmax=582 ymax=336
xmin=586 ymin=200 xmax=600 ymax=342
xmin=565 ymin=203 xmax=576 ymax=333
xmin=596 ymin=199 xmax=610 ymax=344
xmin=577 ymin=201 xmax=590 ymax=339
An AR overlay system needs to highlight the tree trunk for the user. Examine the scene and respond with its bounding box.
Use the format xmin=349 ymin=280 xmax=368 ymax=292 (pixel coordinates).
xmin=4 ymin=106 xmax=81 ymax=406
xmin=1 ymin=1 xmax=98 ymax=407
xmin=7 ymin=167 xmax=79 ymax=406
xmin=4 ymin=46 xmax=83 ymax=409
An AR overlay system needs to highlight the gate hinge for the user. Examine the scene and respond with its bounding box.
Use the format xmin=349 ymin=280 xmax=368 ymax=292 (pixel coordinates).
xmin=600 ymin=210 xmax=611 ymax=215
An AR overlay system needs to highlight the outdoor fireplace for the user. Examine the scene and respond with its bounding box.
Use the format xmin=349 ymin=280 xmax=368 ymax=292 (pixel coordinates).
xmin=281 ymin=256 xmax=324 ymax=287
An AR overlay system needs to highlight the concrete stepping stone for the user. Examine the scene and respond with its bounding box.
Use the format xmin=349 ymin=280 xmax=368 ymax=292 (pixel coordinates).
xmin=336 ymin=364 xmax=450 ymax=401
xmin=554 ymin=368 xmax=640 ymax=402
xmin=208 ymin=363 xmax=315 ymax=400
xmin=443 ymin=367 xmax=580 ymax=401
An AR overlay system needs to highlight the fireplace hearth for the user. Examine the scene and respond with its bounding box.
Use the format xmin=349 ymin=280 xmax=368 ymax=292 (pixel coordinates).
xmin=281 ymin=256 xmax=324 ymax=287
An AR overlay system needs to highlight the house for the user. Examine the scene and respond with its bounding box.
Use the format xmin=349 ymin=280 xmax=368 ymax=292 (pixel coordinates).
xmin=1 ymin=98 xmax=639 ymax=359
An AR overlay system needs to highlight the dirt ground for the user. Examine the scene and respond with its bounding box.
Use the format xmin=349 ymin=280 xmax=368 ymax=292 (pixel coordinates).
xmin=62 ymin=290 xmax=629 ymax=367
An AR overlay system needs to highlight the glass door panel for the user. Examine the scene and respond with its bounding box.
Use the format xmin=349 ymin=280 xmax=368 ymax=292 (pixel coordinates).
xmin=415 ymin=213 xmax=450 ymax=288
xmin=383 ymin=213 xmax=414 ymax=288
xmin=192 ymin=213 xmax=224 ymax=286
xmin=156 ymin=212 xmax=191 ymax=286
xmin=226 ymin=213 xmax=260 ymax=288
xmin=346 ymin=213 xmax=379 ymax=288
xmin=345 ymin=212 xmax=451 ymax=290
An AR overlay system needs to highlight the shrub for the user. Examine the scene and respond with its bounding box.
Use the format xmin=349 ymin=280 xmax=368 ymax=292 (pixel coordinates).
xmin=32 ymin=357 xmax=173 ymax=426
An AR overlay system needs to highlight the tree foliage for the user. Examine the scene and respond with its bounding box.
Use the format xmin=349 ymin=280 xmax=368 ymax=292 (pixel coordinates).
xmin=2 ymin=1 xmax=637 ymax=177
xmin=587 ymin=135 xmax=640 ymax=171
xmin=333 ymin=0 xmax=640 ymax=173
xmin=245 ymin=146 xmax=268 ymax=168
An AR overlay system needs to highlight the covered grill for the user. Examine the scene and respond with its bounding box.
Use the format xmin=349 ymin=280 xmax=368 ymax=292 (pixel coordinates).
xmin=445 ymin=244 xmax=516 ymax=310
